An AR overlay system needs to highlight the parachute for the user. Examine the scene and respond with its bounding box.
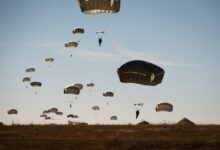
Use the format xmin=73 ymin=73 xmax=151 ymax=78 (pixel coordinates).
xmin=103 ymin=91 xmax=114 ymax=97
xmin=67 ymin=114 xmax=78 ymax=118
xmin=117 ymin=60 xmax=165 ymax=86
xmin=92 ymin=106 xmax=99 ymax=115
xmin=65 ymin=41 xmax=78 ymax=48
xmin=64 ymin=85 xmax=80 ymax=95
xmin=7 ymin=109 xmax=18 ymax=115
xmin=87 ymin=83 xmax=94 ymax=87
xmin=103 ymin=91 xmax=114 ymax=105
xmin=45 ymin=58 xmax=54 ymax=62
xmin=73 ymin=83 xmax=83 ymax=90
xmin=31 ymin=81 xmax=42 ymax=87
xmin=64 ymin=85 xmax=80 ymax=108
xmin=50 ymin=108 xmax=58 ymax=114
xmin=30 ymin=81 xmax=42 ymax=94
xmin=78 ymin=0 xmax=121 ymax=14
xmin=156 ymin=102 xmax=173 ymax=112
xmin=43 ymin=110 xmax=50 ymax=114
xmin=56 ymin=112 xmax=63 ymax=116
xmin=110 ymin=115 xmax=117 ymax=120
xmin=22 ymin=77 xmax=30 ymax=82
xmin=40 ymin=114 xmax=47 ymax=118
xmin=73 ymin=28 xmax=84 ymax=34
xmin=22 ymin=77 xmax=31 ymax=88
xmin=65 ymin=41 xmax=78 ymax=57
xmin=92 ymin=106 xmax=100 ymax=110
xmin=45 ymin=58 xmax=54 ymax=68
xmin=26 ymin=68 xmax=35 ymax=73
xmin=45 ymin=116 xmax=51 ymax=120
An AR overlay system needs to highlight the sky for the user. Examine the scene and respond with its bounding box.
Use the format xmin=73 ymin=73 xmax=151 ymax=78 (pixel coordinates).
xmin=0 ymin=0 xmax=220 ymax=125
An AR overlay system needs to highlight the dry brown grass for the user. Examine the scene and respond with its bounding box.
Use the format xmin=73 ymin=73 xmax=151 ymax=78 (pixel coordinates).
xmin=0 ymin=124 xmax=220 ymax=150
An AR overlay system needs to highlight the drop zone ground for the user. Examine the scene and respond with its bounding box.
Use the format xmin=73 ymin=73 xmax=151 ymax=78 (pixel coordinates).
xmin=0 ymin=125 xmax=220 ymax=150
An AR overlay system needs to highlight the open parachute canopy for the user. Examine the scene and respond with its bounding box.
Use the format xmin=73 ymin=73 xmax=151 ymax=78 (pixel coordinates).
xmin=110 ymin=115 xmax=117 ymax=120
xmin=103 ymin=91 xmax=114 ymax=97
xmin=56 ymin=112 xmax=63 ymax=115
xmin=40 ymin=114 xmax=47 ymax=118
xmin=30 ymin=81 xmax=42 ymax=87
xmin=92 ymin=106 xmax=100 ymax=110
xmin=73 ymin=28 xmax=84 ymax=34
xmin=7 ymin=109 xmax=18 ymax=115
xmin=67 ymin=114 xmax=78 ymax=118
xmin=26 ymin=68 xmax=35 ymax=73
xmin=87 ymin=83 xmax=95 ymax=87
xmin=45 ymin=58 xmax=54 ymax=62
xmin=64 ymin=85 xmax=80 ymax=95
xmin=156 ymin=102 xmax=173 ymax=112
xmin=73 ymin=83 xmax=83 ymax=90
xmin=78 ymin=0 xmax=120 ymax=14
xmin=50 ymin=108 xmax=58 ymax=114
xmin=117 ymin=60 xmax=165 ymax=86
xmin=22 ymin=77 xmax=30 ymax=82
xmin=45 ymin=116 xmax=51 ymax=120
xmin=65 ymin=41 xmax=78 ymax=48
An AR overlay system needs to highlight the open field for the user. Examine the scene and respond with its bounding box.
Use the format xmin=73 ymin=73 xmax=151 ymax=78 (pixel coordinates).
xmin=0 ymin=124 xmax=220 ymax=150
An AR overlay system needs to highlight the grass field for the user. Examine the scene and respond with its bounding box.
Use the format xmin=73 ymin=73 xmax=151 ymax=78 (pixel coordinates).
xmin=0 ymin=124 xmax=220 ymax=150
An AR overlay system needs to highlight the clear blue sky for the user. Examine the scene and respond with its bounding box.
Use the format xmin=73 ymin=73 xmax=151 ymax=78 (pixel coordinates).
xmin=0 ymin=0 xmax=220 ymax=125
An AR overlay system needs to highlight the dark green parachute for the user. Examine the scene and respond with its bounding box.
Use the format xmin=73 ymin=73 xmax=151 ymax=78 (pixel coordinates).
xmin=64 ymin=85 xmax=80 ymax=95
xmin=73 ymin=28 xmax=84 ymax=34
xmin=26 ymin=68 xmax=35 ymax=73
xmin=78 ymin=0 xmax=120 ymax=14
xmin=7 ymin=109 xmax=18 ymax=115
xmin=117 ymin=60 xmax=165 ymax=86
xmin=103 ymin=91 xmax=114 ymax=97
xmin=156 ymin=102 xmax=173 ymax=112
xmin=30 ymin=81 xmax=42 ymax=87
xmin=65 ymin=41 xmax=78 ymax=48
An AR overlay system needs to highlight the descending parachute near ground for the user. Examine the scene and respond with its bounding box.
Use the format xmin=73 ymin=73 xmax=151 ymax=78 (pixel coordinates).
xmin=56 ymin=112 xmax=63 ymax=116
xmin=64 ymin=41 xmax=78 ymax=57
xmin=64 ymin=85 xmax=80 ymax=108
xmin=156 ymin=102 xmax=173 ymax=112
xmin=45 ymin=58 xmax=54 ymax=68
xmin=117 ymin=60 xmax=165 ymax=86
xmin=50 ymin=108 xmax=58 ymax=114
xmin=78 ymin=0 xmax=120 ymax=46
xmin=7 ymin=109 xmax=18 ymax=115
xmin=67 ymin=114 xmax=78 ymax=119
xmin=22 ymin=77 xmax=31 ymax=88
xmin=40 ymin=114 xmax=47 ymax=118
xmin=103 ymin=91 xmax=114 ymax=105
xmin=92 ymin=106 xmax=100 ymax=115
xmin=43 ymin=110 xmax=50 ymax=114
xmin=73 ymin=83 xmax=83 ymax=90
xmin=30 ymin=81 xmax=42 ymax=94
xmin=45 ymin=116 xmax=51 ymax=120
xmin=110 ymin=115 xmax=117 ymax=120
